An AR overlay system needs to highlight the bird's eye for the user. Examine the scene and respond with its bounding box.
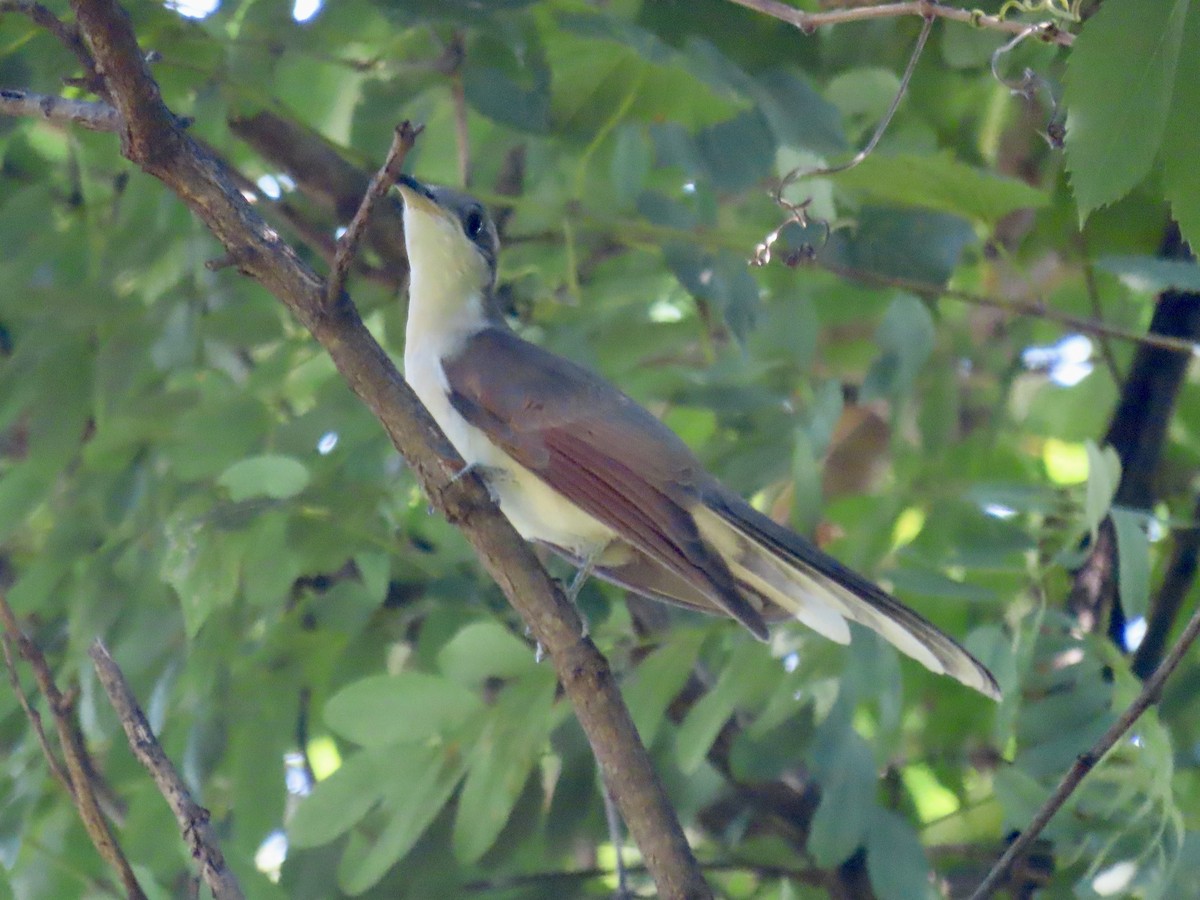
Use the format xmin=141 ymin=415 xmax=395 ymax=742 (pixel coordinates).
xmin=464 ymin=209 xmax=485 ymax=239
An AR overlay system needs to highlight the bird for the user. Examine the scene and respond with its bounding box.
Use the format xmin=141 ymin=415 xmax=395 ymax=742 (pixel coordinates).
xmin=396 ymin=174 xmax=1000 ymax=700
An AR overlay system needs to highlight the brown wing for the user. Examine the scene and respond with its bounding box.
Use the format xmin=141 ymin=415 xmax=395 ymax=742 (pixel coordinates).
xmin=442 ymin=326 xmax=769 ymax=638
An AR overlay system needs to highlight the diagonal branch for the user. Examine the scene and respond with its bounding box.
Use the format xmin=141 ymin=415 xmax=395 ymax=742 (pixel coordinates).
xmin=90 ymin=640 xmax=245 ymax=900
xmin=724 ymin=0 xmax=1075 ymax=46
xmin=816 ymin=259 xmax=1200 ymax=355
xmin=0 ymin=594 xmax=147 ymax=900
xmin=325 ymin=121 xmax=420 ymax=305
xmin=969 ymin=600 xmax=1200 ymax=899
xmin=228 ymin=110 xmax=410 ymax=281
xmin=1 ymin=632 xmax=74 ymax=796
xmin=61 ymin=0 xmax=710 ymax=895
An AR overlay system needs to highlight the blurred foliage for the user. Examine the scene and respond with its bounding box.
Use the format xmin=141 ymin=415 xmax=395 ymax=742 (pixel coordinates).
xmin=1 ymin=0 xmax=1199 ymax=897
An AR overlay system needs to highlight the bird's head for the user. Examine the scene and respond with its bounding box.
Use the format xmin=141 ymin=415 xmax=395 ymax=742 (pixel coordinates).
xmin=397 ymin=175 xmax=499 ymax=316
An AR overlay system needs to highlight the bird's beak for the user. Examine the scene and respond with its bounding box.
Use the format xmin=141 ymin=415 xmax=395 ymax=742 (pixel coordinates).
xmin=396 ymin=174 xmax=450 ymax=223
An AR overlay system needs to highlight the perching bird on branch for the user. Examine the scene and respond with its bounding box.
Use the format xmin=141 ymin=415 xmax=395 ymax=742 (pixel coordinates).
xmin=397 ymin=175 xmax=1000 ymax=701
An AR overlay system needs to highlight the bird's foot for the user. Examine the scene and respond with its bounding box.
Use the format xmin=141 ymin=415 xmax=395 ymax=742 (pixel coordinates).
xmin=446 ymin=461 xmax=505 ymax=502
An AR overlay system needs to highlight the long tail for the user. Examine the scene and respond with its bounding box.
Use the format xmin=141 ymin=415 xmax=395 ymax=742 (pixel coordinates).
xmin=695 ymin=490 xmax=1001 ymax=700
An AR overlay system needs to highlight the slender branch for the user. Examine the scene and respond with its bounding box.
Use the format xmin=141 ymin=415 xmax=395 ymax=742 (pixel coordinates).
xmin=64 ymin=0 xmax=710 ymax=895
xmin=1 ymin=633 xmax=74 ymax=796
xmin=89 ymin=640 xmax=245 ymax=900
xmin=0 ymin=595 xmax=147 ymax=900
xmin=969 ymin=600 xmax=1200 ymax=899
xmin=0 ymin=88 xmax=119 ymax=131
xmin=227 ymin=110 xmax=410 ymax=280
xmin=1132 ymin=496 xmax=1200 ymax=679
xmin=724 ymin=0 xmax=1075 ymax=46
xmin=325 ymin=122 xmax=420 ymax=305
xmin=778 ymin=12 xmax=932 ymax=197
xmin=1066 ymin=516 xmax=1116 ymax=637
xmin=1077 ymin=233 xmax=1122 ymax=381
xmin=815 ymin=259 xmax=1200 ymax=356
xmin=202 ymin=145 xmax=398 ymax=289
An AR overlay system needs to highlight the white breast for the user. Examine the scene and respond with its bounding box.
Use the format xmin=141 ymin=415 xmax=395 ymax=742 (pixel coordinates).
xmin=403 ymin=341 xmax=616 ymax=557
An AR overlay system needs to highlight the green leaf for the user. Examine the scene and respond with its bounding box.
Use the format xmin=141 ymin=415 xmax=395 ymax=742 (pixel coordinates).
xmin=819 ymin=207 xmax=976 ymax=286
xmin=808 ymin=723 xmax=876 ymax=866
xmin=336 ymin=742 xmax=469 ymax=894
xmin=1162 ymin=9 xmax=1200 ymax=249
xmin=861 ymin=294 xmax=935 ymax=403
xmin=160 ymin=514 xmax=241 ymax=638
xmin=664 ymin=245 xmax=761 ymax=342
xmin=453 ymin=670 xmax=557 ymax=863
xmin=1095 ymin=255 xmax=1200 ymax=292
xmin=463 ymin=25 xmax=551 ymax=133
xmin=696 ymin=110 xmax=776 ymax=193
xmin=289 ymin=750 xmax=384 ymax=849
xmin=753 ymin=68 xmax=846 ymax=156
xmin=1084 ymin=441 xmax=1122 ymax=542
xmin=610 ymin=123 xmax=653 ymax=206
xmin=217 ymin=454 xmax=311 ymax=502
xmin=550 ymin=17 xmax=743 ymax=133
xmin=1064 ymin=0 xmax=1191 ymax=219
xmin=621 ymin=629 xmax=706 ymax=746
xmin=675 ymin=641 xmax=780 ymax=773
xmin=1111 ymin=507 xmax=1151 ymax=620
xmin=866 ymin=810 xmax=935 ymax=900
xmin=354 ymin=550 xmax=391 ymax=605
xmin=833 ymin=153 xmax=1048 ymax=224
xmin=324 ymin=673 xmax=484 ymax=747
xmin=436 ymin=621 xmax=538 ymax=687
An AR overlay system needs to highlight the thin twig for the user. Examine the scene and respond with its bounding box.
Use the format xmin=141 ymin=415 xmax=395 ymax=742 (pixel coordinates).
xmin=1132 ymin=497 xmax=1200 ymax=679
xmin=89 ymin=640 xmax=245 ymax=900
xmin=0 ymin=88 xmax=120 ymax=131
xmin=815 ymin=259 xmax=1200 ymax=356
xmin=990 ymin=23 xmax=1065 ymax=148
xmin=325 ymin=121 xmax=422 ymax=305
xmin=725 ymin=0 xmax=1074 ymax=46
xmin=1076 ymin=232 xmax=1122 ymax=381
xmin=0 ymin=595 xmax=147 ymax=900
xmin=202 ymin=146 xmax=394 ymax=286
xmin=0 ymin=633 xmax=75 ymax=796
xmin=600 ymin=767 xmax=629 ymax=899
xmin=778 ymin=12 xmax=933 ymax=197
xmin=969 ymin=600 xmax=1200 ymax=899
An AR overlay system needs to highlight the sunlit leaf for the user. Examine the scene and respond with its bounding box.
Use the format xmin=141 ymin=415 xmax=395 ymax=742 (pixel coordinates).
xmin=1064 ymin=0 xmax=1190 ymax=219
xmin=325 ymin=674 xmax=484 ymax=747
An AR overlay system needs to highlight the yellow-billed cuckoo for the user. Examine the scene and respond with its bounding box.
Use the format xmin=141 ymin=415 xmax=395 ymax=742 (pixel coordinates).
xmin=397 ymin=175 xmax=1000 ymax=700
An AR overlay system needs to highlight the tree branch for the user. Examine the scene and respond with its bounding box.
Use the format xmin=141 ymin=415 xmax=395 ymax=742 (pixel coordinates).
xmin=325 ymin=121 xmax=420 ymax=305
xmin=1 ymin=631 xmax=74 ymax=797
xmin=969 ymin=597 xmax=1200 ymax=899
xmin=89 ymin=640 xmax=245 ymax=900
xmin=227 ymin=110 xmax=410 ymax=281
xmin=60 ymin=0 xmax=710 ymax=895
xmin=0 ymin=88 xmax=119 ymax=131
xmin=1132 ymin=495 xmax=1200 ymax=679
xmin=0 ymin=594 xmax=147 ymax=900
xmin=815 ymin=259 xmax=1200 ymax=356
xmin=724 ymin=0 xmax=1075 ymax=46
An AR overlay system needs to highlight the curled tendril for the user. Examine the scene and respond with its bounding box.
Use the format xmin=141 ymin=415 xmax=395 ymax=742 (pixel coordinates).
xmin=752 ymin=198 xmax=830 ymax=268
xmin=995 ymin=0 xmax=1082 ymax=24
xmin=991 ymin=24 xmax=1066 ymax=148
